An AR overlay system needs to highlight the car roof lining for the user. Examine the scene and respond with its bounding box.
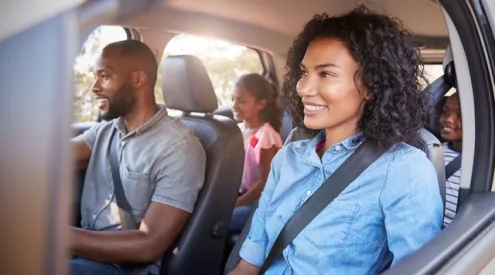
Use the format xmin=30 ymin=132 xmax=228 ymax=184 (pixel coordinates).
xmin=118 ymin=0 xmax=449 ymax=56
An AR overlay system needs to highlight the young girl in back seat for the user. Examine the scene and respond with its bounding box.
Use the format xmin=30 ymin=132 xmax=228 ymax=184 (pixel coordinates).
xmin=229 ymin=73 xmax=283 ymax=231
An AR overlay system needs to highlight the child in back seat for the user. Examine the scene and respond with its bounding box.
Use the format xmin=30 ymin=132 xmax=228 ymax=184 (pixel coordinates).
xmin=229 ymin=73 xmax=283 ymax=231
xmin=439 ymin=93 xmax=463 ymax=226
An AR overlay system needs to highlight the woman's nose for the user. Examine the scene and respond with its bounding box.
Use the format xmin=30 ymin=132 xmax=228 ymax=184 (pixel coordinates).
xmin=296 ymin=76 xmax=317 ymax=97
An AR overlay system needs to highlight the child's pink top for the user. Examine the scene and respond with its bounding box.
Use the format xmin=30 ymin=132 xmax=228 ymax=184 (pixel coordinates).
xmin=240 ymin=123 xmax=283 ymax=192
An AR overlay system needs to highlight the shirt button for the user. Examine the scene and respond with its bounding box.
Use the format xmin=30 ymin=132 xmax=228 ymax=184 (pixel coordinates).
xmin=120 ymin=141 xmax=125 ymax=146
xmin=335 ymin=145 xmax=342 ymax=151
xmin=92 ymin=214 xmax=96 ymax=219
xmin=306 ymin=190 xmax=312 ymax=196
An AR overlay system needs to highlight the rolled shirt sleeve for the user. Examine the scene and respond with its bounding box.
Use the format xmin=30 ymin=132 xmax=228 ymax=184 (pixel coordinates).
xmin=151 ymin=137 xmax=206 ymax=213
xmin=72 ymin=122 xmax=103 ymax=151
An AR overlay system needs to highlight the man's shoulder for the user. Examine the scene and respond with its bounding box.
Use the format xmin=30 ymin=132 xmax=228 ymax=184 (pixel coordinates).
xmin=73 ymin=119 xmax=114 ymax=142
xmin=96 ymin=119 xmax=115 ymax=131
xmin=152 ymin=117 xmax=203 ymax=149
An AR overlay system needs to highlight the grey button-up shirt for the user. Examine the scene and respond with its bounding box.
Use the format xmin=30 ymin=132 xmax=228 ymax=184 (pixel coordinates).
xmin=74 ymin=107 xmax=206 ymax=274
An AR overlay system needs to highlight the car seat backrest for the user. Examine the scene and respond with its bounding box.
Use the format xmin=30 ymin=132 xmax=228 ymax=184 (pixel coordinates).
xmin=279 ymin=110 xmax=294 ymax=143
xmin=417 ymin=128 xmax=446 ymax=206
xmin=214 ymin=103 xmax=235 ymax=120
xmin=160 ymin=55 xmax=245 ymax=275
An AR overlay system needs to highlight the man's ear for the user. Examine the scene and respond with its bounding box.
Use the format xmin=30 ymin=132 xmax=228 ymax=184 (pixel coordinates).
xmin=130 ymin=70 xmax=148 ymax=88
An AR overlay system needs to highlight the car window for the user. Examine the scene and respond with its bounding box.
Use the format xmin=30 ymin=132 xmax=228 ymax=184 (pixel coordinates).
xmin=424 ymin=64 xmax=456 ymax=96
xmin=73 ymin=26 xmax=128 ymax=122
xmin=424 ymin=64 xmax=444 ymax=84
xmin=155 ymin=34 xmax=264 ymax=107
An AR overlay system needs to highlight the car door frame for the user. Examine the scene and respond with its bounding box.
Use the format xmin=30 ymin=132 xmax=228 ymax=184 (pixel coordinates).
xmin=384 ymin=0 xmax=495 ymax=273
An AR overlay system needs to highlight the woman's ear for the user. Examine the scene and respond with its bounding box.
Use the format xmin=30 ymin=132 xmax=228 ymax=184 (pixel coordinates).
xmin=364 ymin=90 xmax=371 ymax=100
xmin=354 ymin=72 xmax=370 ymax=100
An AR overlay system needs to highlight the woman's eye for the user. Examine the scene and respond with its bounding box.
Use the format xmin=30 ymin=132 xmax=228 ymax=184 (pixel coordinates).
xmin=300 ymin=71 xmax=308 ymax=78
xmin=321 ymin=72 xmax=332 ymax=78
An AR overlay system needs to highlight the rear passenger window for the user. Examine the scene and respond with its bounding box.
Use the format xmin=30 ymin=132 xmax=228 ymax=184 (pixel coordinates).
xmin=155 ymin=34 xmax=264 ymax=106
xmin=424 ymin=64 xmax=456 ymax=96
xmin=424 ymin=64 xmax=444 ymax=85
xmin=73 ymin=26 xmax=128 ymax=122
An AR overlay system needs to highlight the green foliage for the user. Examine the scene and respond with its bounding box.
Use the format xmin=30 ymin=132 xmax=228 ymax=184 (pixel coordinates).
xmin=73 ymin=28 xmax=103 ymax=122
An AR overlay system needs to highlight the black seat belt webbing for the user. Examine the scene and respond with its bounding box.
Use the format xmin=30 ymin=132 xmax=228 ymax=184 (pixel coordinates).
xmin=259 ymin=140 xmax=387 ymax=274
xmin=109 ymin=128 xmax=138 ymax=230
xmin=445 ymin=154 xmax=462 ymax=180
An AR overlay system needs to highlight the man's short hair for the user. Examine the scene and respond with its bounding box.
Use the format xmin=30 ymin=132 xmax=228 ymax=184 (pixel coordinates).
xmin=103 ymin=40 xmax=158 ymax=81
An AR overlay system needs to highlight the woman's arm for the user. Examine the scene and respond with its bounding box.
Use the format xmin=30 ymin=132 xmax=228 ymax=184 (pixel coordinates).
xmin=236 ymin=146 xmax=278 ymax=207
xmin=228 ymin=260 xmax=260 ymax=275
xmin=234 ymin=147 xmax=284 ymax=271
xmin=381 ymin=150 xmax=444 ymax=266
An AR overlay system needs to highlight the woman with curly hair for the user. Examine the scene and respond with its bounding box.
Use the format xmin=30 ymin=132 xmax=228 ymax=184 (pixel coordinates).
xmin=229 ymin=6 xmax=443 ymax=275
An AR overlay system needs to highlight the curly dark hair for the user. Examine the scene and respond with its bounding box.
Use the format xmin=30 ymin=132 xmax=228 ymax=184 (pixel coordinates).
xmin=284 ymin=5 xmax=430 ymax=147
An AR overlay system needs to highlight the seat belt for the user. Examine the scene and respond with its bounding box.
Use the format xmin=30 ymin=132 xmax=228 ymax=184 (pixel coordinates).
xmin=259 ymin=139 xmax=388 ymax=274
xmin=109 ymin=127 xmax=138 ymax=230
xmin=445 ymin=154 xmax=462 ymax=180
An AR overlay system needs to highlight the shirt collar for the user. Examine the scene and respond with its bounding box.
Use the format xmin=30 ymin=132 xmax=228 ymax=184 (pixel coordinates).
xmin=292 ymin=131 xmax=365 ymax=159
xmin=340 ymin=132 xmax=365 ymax=150
xmin=113 ymin=106 xmax=168 ymax=137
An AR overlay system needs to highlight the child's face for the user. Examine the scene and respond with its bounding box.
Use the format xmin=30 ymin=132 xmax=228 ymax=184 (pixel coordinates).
xmin=231 ymin=84 xmax=266 ymax=123
xmin=439 ymin=95 xmax=462 ymax=142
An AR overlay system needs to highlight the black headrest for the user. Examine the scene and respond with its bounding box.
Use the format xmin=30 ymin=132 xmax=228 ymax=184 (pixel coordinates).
xmin=161 ymin=55 xmax=218 ymax=113
xmin=443 ymin=46 xmax=457 ymax=89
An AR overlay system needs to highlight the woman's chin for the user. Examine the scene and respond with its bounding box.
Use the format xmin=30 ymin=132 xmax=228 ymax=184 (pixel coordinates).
xmin=304 ymin=118 xmax=325 ymax=130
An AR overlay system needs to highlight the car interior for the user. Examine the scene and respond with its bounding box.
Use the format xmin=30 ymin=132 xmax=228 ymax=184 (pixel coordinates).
xmin=1 ymin=0 xmax=494 ymax=275
xmin=223 ymin=45 xmax=457 ymax=274
xmin=159 ymin=54 xmax=244 ymax=274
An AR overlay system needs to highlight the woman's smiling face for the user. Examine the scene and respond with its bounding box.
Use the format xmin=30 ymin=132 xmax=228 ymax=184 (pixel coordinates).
xmin=296 ymin=38 xmax=367 ymax=133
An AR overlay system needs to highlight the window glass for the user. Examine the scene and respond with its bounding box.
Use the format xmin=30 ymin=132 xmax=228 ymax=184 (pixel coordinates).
xmin=73 ymin=26 xmax=128 ymax=122
xmin=423 ymin=64 xmax=456 ymax=96
xmin=155 ymin=34 xmax=264 ymax=107
xmin=424 ymin=64 xmax=444 ymax=85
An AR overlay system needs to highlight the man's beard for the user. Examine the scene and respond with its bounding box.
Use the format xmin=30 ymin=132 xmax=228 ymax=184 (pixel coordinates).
xmin=100 ymin=82 xmax=135 ymax=121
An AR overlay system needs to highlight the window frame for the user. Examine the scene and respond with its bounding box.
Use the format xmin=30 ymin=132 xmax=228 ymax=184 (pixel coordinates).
xmin=73 ymin=25 xmax=134 ymax=124
xmin=159 ymin=33 xmax=270 ymax=108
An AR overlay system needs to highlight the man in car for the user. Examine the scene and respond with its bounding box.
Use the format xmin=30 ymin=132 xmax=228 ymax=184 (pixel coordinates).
xmin=69 ymin=40 xmax=206 ymax=275
xmin=439 ymin=93 xmax=462 ymax=227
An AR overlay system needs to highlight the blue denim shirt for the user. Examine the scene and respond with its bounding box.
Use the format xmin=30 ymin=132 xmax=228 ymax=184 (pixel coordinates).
xmin=239 ymin=132 xmax=443 ymax=274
